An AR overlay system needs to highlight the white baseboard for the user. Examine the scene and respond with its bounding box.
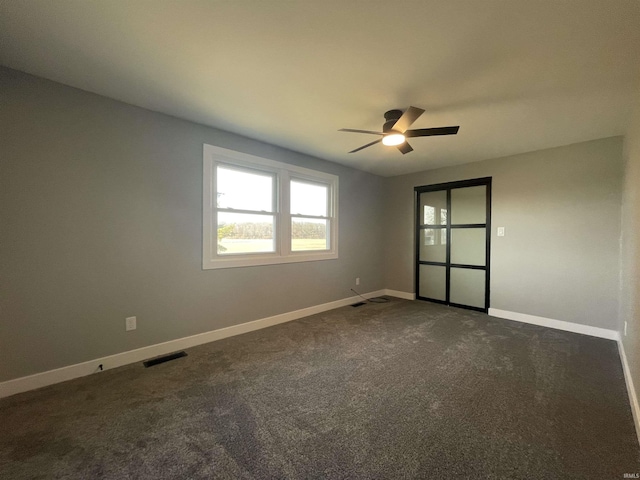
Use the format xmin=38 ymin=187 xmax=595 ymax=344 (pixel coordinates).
xmin=618 ymin=340 xmax=640 ymax=446
xmin=384 ymin=289 xmax=416 ymax=300
xmin=3 ymin=292 xmax=638 ymax=448
xmin=0 ymin=289 xmax=387 ymax=399
xmin=488 ymin=308 xmax=619 ymax=341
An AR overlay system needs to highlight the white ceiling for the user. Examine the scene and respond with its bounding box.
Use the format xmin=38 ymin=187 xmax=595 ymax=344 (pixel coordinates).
xmin=1 ymin=1 xmax=639 ymax=177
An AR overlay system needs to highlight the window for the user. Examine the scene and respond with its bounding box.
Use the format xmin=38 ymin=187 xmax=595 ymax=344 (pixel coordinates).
xmin=203 ymin=144 xmax=338 ymax=269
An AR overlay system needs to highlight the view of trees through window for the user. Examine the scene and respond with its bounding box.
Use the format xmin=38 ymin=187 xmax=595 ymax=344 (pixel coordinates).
xmin=216 ymin=167 xmax=329 ymax=255
xmin=217 ymin=220 xmax=327 ymax=253
xmin=217 ymin=221 xmax=274 ymax=253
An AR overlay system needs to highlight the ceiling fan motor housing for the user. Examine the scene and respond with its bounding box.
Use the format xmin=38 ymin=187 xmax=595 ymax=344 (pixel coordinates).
xmin=383 ymin=109 xmax=403 ymax=133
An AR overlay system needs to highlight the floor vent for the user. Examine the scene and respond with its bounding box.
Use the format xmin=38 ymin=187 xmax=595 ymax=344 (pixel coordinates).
xmin=143 ymin=351 xmax=187 ymax=368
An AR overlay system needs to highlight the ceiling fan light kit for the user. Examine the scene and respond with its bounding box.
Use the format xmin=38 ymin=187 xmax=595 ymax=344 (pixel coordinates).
xmin=340 ymin=106 xmax=460 ymax=155
xmin=382 ymin=133 xmax=405 ymax=146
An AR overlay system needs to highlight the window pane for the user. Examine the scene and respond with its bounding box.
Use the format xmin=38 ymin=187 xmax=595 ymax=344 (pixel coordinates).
xmin=291 ymin=180 xmax=328 ymax=216
xmin=217 ymin=212 xmax=275 ymax=254
xmin=291 ymin=218 xmax=328 ymax=251
xmin=217 ymin=166 xmax=274 ymax=212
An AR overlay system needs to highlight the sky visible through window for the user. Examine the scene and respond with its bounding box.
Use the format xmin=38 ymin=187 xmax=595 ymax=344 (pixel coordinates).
xmin=217 ymin=166 xmax=273 ymax=211
xmin=217 ymin=166 xmax=327 ymax=216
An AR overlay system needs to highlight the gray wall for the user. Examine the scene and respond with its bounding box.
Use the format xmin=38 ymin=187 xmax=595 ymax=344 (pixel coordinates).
xmin=384 ymin=137 xmax=623 ymax=330
xmin=0 ymin=64 xmax=629 ymax=386
xmin=621 ymin=84 xmax=640 ymax=401
xmin=0 ymin=67 xmax=386 ymax=382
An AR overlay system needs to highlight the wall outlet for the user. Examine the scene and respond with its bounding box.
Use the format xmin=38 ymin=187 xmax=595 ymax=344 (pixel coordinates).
xmin=125 ymin=316 xmax=137 ymax=331
xmin=355 ymin=277 xmax=360 ymax=286
xmin=497 ymin=227 xmax=505 ymax=237
xmin=625 ymin=321 xmax=628 ymax=336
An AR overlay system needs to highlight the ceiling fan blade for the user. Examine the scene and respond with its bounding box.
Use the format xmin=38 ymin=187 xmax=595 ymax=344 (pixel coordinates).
xmin=397 ymin=142 xmax=413 ymax=154
xmin=391 ymin=106 xmax=425 ymax=133
xmin=339 ymin=128 xmax=384 ymax=135
xmin=405 ymin=126 xmax=460 ymax=138
xmin=349 ymin=138 xmax=382 ymax=153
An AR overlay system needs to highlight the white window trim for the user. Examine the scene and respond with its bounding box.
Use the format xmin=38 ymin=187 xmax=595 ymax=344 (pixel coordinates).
xmin=203 ymin=144 xmax=339 ymax=269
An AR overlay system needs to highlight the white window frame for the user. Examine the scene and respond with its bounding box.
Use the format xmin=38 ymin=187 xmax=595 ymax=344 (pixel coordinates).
xmin=203 ymin=144 xmax=338 ymax=269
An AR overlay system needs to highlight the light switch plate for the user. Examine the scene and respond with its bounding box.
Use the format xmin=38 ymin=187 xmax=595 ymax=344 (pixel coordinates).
xmin=497 ymin=227 xmax=505 ymax=237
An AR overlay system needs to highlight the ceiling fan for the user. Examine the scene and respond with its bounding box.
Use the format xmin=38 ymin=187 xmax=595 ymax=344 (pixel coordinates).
xmin=339 ymin=106 xmax=459 ymax=154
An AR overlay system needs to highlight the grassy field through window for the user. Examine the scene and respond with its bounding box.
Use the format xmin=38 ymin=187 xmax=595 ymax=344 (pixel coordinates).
xmin=219 ymin=238 xmax=327 ymax=254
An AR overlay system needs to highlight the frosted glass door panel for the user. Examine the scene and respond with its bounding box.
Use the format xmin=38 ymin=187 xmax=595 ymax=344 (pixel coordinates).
xmin=420 ymin=191 xmax=447 ymax=225
xmin=419 ymin=265 xmax=446 ymax=301
xmin=419 ymin=229 xmax=447 ymax=262
xmin=451 ymin=186 xmax=486 ymax=225
xmin=450 ymin=268 xmax=485 ymax=308
xmin=450 ymin=228 xmax=486 ymax=266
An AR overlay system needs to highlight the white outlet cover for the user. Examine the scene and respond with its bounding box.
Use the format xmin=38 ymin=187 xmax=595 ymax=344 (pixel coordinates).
xmin=126 ymin=316 xmax=137 ymax=331
xmin=497 ymin=227 xmax=505 ymax=237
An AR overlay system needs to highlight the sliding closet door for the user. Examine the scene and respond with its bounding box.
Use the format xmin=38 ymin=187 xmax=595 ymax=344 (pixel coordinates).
xmin=415 ymin=178 xmax=491 ymax=312
xmin=417 ymin=190 xmax=448 ymax=302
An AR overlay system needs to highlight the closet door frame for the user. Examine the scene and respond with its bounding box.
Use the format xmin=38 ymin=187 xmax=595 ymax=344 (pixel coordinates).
xmin=414 ymin=177 xmax=492 ymax=313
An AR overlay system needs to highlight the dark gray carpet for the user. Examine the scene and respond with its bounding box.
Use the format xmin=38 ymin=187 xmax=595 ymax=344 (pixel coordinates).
xmin=1 ymin=298 xmax=638 ymax=479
